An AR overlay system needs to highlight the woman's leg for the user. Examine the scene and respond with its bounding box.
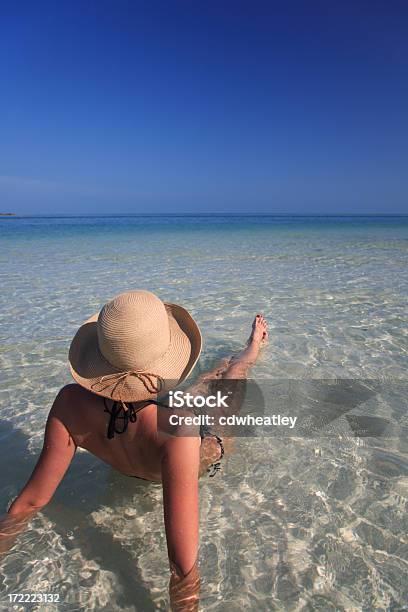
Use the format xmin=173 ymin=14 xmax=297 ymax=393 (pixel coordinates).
xmin=221 ymin=314 xmax=268 ymax=379
xmin=199 ymin=314 xmax=268 ymax=473
xmin=196 ymin=314 xmax=268 ymax=383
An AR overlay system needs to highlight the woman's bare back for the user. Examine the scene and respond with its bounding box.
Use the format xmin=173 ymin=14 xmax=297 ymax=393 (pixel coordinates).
xmin=54 ymin=384 xmax=168 ymax=480
xmin=54 ymin=383 xmax=223 ymax=481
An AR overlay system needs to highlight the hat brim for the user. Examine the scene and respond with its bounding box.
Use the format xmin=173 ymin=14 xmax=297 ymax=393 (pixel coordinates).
xmin=69 ymin=302 xmax=202 ymax=402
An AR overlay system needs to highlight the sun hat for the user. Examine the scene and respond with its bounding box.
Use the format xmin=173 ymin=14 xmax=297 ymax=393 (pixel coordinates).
xmin=69 ymin=290 xmax=202 ymax=403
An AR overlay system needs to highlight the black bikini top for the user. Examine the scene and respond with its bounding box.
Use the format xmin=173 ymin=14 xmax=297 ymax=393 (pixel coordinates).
xmin=103 ymin=398 xmax=213 ymax=442
xmin=103 ymin=398 xmax=170 ymax=439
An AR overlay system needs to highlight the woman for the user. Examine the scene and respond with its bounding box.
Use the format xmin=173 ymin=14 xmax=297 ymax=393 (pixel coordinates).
xmin=2 ymin=290 xmax=268 ymax=610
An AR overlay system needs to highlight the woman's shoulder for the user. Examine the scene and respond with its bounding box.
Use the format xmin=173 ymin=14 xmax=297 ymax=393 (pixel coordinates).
xmin=50 ymin=384 xmax=104 ymax=429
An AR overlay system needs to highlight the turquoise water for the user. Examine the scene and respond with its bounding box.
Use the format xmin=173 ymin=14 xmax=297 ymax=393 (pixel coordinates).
xmin=1 ymin=215 xmax=407 ymax=610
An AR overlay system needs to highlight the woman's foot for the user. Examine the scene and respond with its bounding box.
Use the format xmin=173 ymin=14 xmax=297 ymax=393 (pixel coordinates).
xmin=248 ymin=314 xmax=269 ymax=347
xmin=223 ymin=314 xmax=268 ymax=377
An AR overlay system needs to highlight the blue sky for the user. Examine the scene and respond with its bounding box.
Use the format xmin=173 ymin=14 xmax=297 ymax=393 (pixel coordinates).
xmin=0 ymin=0 xmax=407 ymax=214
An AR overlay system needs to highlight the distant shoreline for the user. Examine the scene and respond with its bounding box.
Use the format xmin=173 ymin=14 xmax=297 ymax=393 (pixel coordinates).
xmin=2 ymin=213 xmax=408 ymax=219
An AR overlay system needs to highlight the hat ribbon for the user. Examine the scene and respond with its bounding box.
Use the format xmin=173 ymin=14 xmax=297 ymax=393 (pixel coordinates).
xmin=91 ymin=369 xmax=164 ymax=404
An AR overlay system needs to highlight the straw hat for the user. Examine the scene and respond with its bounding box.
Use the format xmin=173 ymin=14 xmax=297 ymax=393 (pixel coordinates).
xmin=69 ymin=290 xmax=202 ymax=403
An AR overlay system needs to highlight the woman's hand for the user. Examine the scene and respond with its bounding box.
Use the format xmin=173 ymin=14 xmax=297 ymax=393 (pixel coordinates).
xmin=0 ymin=511 xmax=36 ymax=554
xmin=169 ymin=559 xmax=200 ymax=612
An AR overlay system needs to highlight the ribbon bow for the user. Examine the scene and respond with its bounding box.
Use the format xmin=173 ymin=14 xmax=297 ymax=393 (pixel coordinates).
xmin=91 ymin=369 xmax=164 ymax=408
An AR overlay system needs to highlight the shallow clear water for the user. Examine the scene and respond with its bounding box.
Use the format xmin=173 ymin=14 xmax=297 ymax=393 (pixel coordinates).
xmin=0 ymin=215 xmax=407 ymax=610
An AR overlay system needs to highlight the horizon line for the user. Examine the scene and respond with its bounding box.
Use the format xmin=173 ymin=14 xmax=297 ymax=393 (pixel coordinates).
xmin=2 ymin=212 xmax=408 ymax=219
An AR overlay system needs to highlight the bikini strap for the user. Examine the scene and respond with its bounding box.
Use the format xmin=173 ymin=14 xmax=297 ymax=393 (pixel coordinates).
xmin=104 ymin=397 xmax=171 ymax=439
xmin=200 ymin=424 xmax=225 ymax=477
xmin=104 ymin=398 xmax=145 ymax=439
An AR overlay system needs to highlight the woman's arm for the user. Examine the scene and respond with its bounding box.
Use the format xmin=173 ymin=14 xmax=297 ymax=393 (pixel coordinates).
xmin=2 ymin=388 xmax=76 ymax=553
xmin=161 ymin=435 xmax=201 ymax=611
xmin=9 ymin=389 xmax=76 ymax=515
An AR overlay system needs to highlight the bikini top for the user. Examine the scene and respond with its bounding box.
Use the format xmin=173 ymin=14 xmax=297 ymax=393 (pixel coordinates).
xmin=103 ymin=398 xmax=169 ymax=439
xmin=103 ymin=398 xmax=214 ymax=442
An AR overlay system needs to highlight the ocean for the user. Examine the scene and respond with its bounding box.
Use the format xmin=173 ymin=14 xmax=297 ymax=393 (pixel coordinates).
xmin=0 ymin=215 xmax=407 ymax=610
